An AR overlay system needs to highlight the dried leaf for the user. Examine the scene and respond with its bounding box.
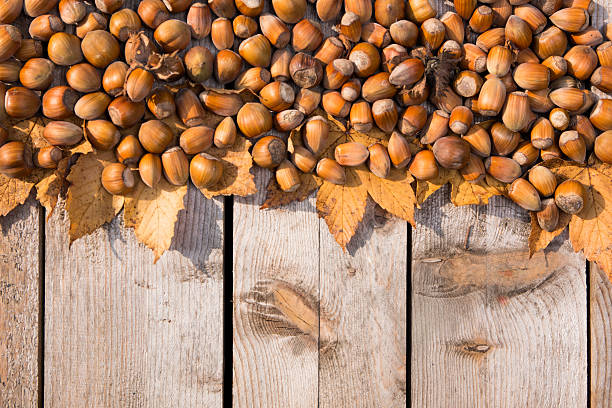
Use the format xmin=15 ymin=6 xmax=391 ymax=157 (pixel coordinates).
xmin=0 ymin=175 xmax=35 ymax=217
xmin=65 ymin=151 xmax=124 ymax=242
xmin=365 ymin=167 xmax=416 ymax=226
xmin=449 ymin=171 xmax=506 ymax=206
xmin=528 ymin=211 xmax=572 ymax=257
xmin=123 ymin=179 xmax=187 ymax=262
xmin=198 ymin=137 xmax=256 ymax=198
xmin=415 ymin=167 xmax=455 ymax=206
xmin=35 ymin=173 xmax=61 ymax=217
xmin=261 ymin=172 xmax=322 ymax=210
xmin=544 ymin=159 xmax=612 ymax=279
xmin=316 ymin=167 xmax=368 ymax=250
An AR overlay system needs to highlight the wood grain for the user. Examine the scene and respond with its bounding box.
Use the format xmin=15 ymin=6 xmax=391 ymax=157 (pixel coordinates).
xmin=44 ymin=189 xmax=224 ymax=407
xmin=411 ymin=186 xmax=587 ymax=407
xmin=591 ymin=264 xmax=612 ymax=408
xmin=318 ymin=204 xmax=407 ymax=407
xmin=0 ymin=199 xmax=40 ymax=408
xmin=232 ymin=169 xmax=320 ymax=407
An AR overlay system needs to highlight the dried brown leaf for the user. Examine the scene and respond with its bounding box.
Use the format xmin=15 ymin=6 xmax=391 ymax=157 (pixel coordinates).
xmin=65 ymin=151 xmax=124 ymax=242
xmin=0 ymin=175 xmax=35 ymax=217
xmin=198 ymin=136 xmax=256 ymax=198
xmin=415 ymin=167 xmax=455 ymax=206
xmin=544 ymin=159 xmax=612 ymax=279
xmin=449 ymin=171 xmax=506 ymax=206
xmin=316 ymin=167 xmax=368 ymax=250
xmin=261 ymin=172 xmax=322 ymax=209
xmin=123 ymin=179 xmax=187 ymax=262
xmin=528 ymin=211 xmax=572 ymax=257
xmin=365 ymin=167 xmax=416 ymax=226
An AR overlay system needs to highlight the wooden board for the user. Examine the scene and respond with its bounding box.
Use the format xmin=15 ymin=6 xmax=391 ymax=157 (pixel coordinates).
xmin=591 ymin=264 xmax=612 ymax=408
xmin=0 ymin=198 xmax=40 ymax=408
xmin=411 ymin=186 xmax=587 ymax=407
xmin=318 ymin=204 xmax=407 ymax=407
xmin=233 ymin=169 xmax=407 ymax=407
xmin=232 ymin=169 xmax=320 ymax=407
xmin=43 ymin=189 xmax=224 ymax=406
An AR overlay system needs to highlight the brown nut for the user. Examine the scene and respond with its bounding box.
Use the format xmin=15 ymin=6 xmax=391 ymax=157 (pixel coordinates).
xmin=107 ymin=96 xmax=145 ymax=128
xmin=528 ymin=165 xmax=557 ymax=197
xmin=34 ymin=146 xmax=62 ymax=169
xmin=43 ymin=121 xmax=83 ymax=146
xmin=179 ymin=126 xmax=214 ymax=155
xmin=237 ymin=103 xmax=273 ymax=138
xmin=214 ymin=117 xmax=237 ymax=148
xmin=161 ymin=146 xmax=189 ymax=185
xmin=138 ymin=119 xmax=174 ymax=153
xmin=508 ymin=178 xmax=541 ymax=211
xmin=30 ymin=15 xmax=64 ymax=41
xmin=19 ymin=58 xmax=53 ymax=90
xmin=368 ymin=143 xmax=391 ymax=179
xmin=109 ymin=8 xmax=141 ymax=41
xmin=115 ymin=134 xmax=144 ymax=166
xmin=85 ymin=119 xmax=121 ymax=151
xmin=138 ymin=0 xmax=169 ymax=29
xmin=0 ymin=141 xmax=32 ymax=178
xmin=316 ymin=157 xmax=345 ymax=184
xmin=387 ymin=130 xmax=411 ymax=168
xmin=5 ymin=86 xmax=40 ymax=119
xmin=190 ymin=152 xmax=224 ymax=189
xmin=146 ymin=87 xmax=176 ymax=120
xmin=81 ymin=30 xmax=119 ymax=68
xmin=175 ymin=88 xmax=206 ymax=127
xmin=252 ymin=135 xmax=286 ymax=168
xmin=74 ymin=92 xmax=111 ymax=120
xmin=484 ymin=156 xmax=521 ymax=183
xmin=275 ymin=159 xmax=301 ymax=192
xmin=303 ymin=116 xmax=329 ymax=156
xmin=555 ymin=179 xmax=586 ymax=214
xmin=409 ymin=150 xmax=438 ymax=181
xmin=47 ymin=32 xmax=82 ymax=66
xmin=537 ymin=198 xmax=560 ymax=232
xmin=187 ymin=3 xmax=212 ymax=39
xmin=334 ymin=142 xmax=369 ymax=166
xmin=76 ymin=12 xmax=107 ymax=38
xmin=42 ymin=86 xmax=79 ymax=120
xmin=290 ymin=53 xmax=323 ymax=88
xmin=154 ymin=19 xmax=190 ymax=52
xmin=102 ymin=61 xmax=128 ymax=97
xmin=138 ymin=153 xmax=162 ymax=188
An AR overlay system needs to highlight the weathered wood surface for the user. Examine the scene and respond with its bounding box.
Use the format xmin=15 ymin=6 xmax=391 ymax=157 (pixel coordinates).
xmin=318 ymin=205 xmax=407 ymax=407
xmin=233 ymin=170 xmax=320 ymax=407
xmin=591 ymin=264 xmax=612 ymax=408
xmin=0 ymin=198 xmax=40 ymax=408
xmin=412 ymin=186 xmax=587 ymax=407
xmin=233 ymin=170 xmax=407 ymax=407
xmin=44 ymin=190 xmax=224 ymax=407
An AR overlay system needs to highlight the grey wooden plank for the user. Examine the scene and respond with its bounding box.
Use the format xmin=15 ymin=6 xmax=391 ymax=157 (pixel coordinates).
xmin=411 ymin=186 xmax=587 ymax=408
xmin=0 ymin=198 xmax=40 ymax=408
xmin=591 ymin=264 xmax=612 ymax=408
xmin=44 ymin=189 xmax=223 ymax=407
xmin=232 ymin=169 xmax=320 ymax=408
xmin=318 ymin=204 xmax=407 ymax=408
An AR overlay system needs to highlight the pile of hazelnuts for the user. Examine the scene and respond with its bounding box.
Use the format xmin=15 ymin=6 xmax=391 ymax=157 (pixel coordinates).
xmin=0 ymin=0 xmax=611 ymax=234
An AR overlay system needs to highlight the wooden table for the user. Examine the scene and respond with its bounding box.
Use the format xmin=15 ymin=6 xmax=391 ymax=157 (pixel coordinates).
xmin=1 ymin=1 xmax=612 ymax=407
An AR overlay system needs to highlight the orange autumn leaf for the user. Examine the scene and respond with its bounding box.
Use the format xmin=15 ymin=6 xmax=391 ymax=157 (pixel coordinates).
xmin=528 ymin=210 xmax=572 ymax=257
xmin=415 ymin=167 xmax=454 ymax=206
xmin=198 ymin=136 xmax=257 ymax=198
xmin=364 ymin=167 xmax=416 ymax=226
xmin=316 ymin=167 xmax=368 ymax=250
xmin=261 ymin=172 xmax=322 ymax=210
xmin=543 ymin=159 xmax=612 ymax=280
xmin=449 ymin=171 xmax=506 ymax=206
xmin=123 ymin=179 xmax=187 ymax=262
xmin=65 ymin=151 xmax=124 ymax=242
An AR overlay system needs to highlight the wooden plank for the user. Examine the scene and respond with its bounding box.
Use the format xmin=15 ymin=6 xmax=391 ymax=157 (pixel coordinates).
xmin=590 ymin=264 xmax=612 ymax=408
xmin=232 ymin=169 xmax=320 ymax=407
xmin=318 ymin=205 xmax=407 ymax=407
xmin=411 ymin=186 xmax=587 ymax=407
xmin=44 ymin=189 xmax=224 ymax=406
xmin=0 ymin=198 xmax=40 ymax=407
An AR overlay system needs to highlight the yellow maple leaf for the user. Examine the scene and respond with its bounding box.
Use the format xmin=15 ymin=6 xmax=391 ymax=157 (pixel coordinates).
xmin=65 ymin=151 xmax=124 ymax=242
xmin=260 ymin=172 xmax=322 ymax=210
xmin=198 ymin=136 xmax=257 ymax=198
xmin=449 ymin=171 xmax=506 ymax=206
xmin=415 ymin=167 xmax=454 ymax=206
xmin=123 ymin=179 xmax=187 ymax=262
xmin=544 ymin=159 xmax=612 ymax=280
xmin=528 ymin=211 xmax=572 ymax=257
xmin=0 ymin=174 xmax=35 ymax=217
xmin=316 ymin=167 xmax=368 ymax=250
xmin=364 ymin=167 xmax=416 ymax=226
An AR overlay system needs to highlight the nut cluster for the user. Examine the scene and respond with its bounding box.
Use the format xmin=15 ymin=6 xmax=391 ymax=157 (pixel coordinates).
xmin=0 ymin=0 xmax=610 ymax=229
